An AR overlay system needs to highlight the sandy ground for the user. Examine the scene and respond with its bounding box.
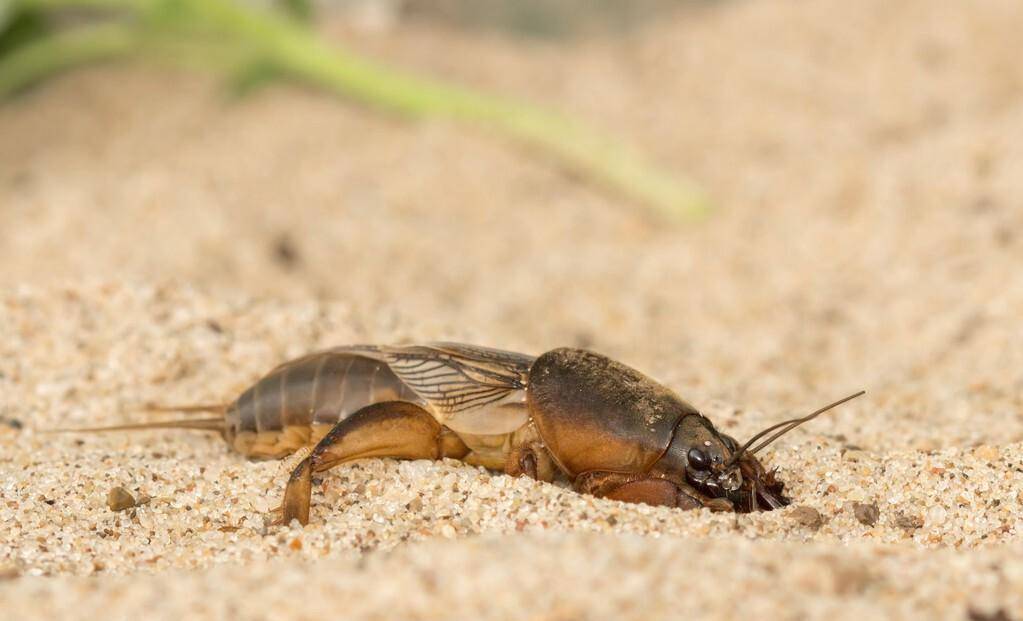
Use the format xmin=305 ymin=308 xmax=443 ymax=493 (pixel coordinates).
xmin=2 ymin=0 xmax=1023 ymax=618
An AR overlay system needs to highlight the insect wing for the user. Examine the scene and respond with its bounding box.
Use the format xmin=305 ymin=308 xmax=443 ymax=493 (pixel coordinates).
xmin=375 ymin=343 xmax=534 ymax=434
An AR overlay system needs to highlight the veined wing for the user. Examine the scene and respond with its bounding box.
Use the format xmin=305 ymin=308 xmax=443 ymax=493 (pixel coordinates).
xmin=372 ymin=342 xmax=535 ymax=434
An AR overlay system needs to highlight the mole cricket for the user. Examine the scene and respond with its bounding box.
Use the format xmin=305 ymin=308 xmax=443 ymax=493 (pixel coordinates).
xmin=72 ymin=343 xmax=863 ymax=525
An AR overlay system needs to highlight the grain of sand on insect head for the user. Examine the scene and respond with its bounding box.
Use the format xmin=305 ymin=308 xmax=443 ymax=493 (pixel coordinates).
xmin=2 ymin=0 xmax=1023 ymax=619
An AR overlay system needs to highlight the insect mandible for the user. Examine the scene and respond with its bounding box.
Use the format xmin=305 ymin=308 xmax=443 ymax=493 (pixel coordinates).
xmin=73 ymin=343 xmax=863 ymax=524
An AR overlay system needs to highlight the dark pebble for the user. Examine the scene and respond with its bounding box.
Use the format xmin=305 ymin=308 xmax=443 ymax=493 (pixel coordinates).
xmin=788 ymin=505 xmax=824 ymax=530
xmin=852 ymin=502 xmax=880 ymax=526
xmin=107 ymin=487 xmax=137 ymax=512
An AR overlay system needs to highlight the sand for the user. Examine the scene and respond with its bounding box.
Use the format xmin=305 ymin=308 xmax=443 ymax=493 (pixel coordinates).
xmin=2 ymin=0 xmax=1023 ymax=618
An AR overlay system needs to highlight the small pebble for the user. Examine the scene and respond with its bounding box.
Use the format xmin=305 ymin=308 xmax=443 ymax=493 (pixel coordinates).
xmin=107 ymin=487 xmax=137 ymax=512
xmin=788 ymin=506 xmax=823 ymax=530
xmin=895 ymin=513 xmax=924 ymax=530
xmin=926 ymin=505 xmax=947 ymax=526
xmin=852 ymin=502 xmax=880 ymax=527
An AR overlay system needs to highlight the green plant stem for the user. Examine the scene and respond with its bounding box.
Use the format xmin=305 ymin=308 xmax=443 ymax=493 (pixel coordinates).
xmin=0 ymin=22 xmax=139 ymax=95
xmin=10 ymin=0 xmax=712 ymax=220
xmin=272 ymin=33 xmax=711 ymax=220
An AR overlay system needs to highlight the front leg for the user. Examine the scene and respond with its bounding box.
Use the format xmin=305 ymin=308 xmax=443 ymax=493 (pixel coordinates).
xmin=278 ymin=401 xmax=469 ymax=525
xmin=504 ymin=422 xmax=557 ymax=482
xmin=574 ymin=471 xmax=733 ymax=512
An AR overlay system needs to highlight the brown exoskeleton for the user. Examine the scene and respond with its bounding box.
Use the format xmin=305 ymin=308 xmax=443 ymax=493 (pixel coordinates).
xmin=74 ymin=343 xmax=863 ymax=525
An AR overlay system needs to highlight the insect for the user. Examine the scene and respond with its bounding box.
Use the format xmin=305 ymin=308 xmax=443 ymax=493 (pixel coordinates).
xmin=73 ymin=343 xmax=863 ymax=525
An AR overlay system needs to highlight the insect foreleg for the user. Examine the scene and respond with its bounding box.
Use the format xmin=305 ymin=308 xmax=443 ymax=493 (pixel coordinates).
xmin=503 ymin=422 xmax=557 ymax=482
xmin=276 ymin=401 xmax=469 ymax=525
xmin=574 ymin=471 xmax=734 ymax=512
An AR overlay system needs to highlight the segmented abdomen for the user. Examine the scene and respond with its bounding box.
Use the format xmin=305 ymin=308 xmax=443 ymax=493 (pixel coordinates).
xmin=225 ymin=350 xmax=422 ymax=457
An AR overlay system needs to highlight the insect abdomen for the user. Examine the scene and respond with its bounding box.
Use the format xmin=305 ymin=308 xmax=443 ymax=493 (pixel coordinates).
xmin=226 ymin=351 xmax=422 ymax=457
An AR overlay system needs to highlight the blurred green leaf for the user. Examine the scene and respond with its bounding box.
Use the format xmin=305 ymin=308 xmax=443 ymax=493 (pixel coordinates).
xmin=1 ymin=0 xmax=712 ymax=221
xmin=277 ymin=0 xmax=312 ymax=23
xmin=227 ymin=58 xmax=281 ymax=97
xmin=0 ymin=6 xmax=51 ymax=59
xmin=0 ymin=21 xmax=137 ymax=96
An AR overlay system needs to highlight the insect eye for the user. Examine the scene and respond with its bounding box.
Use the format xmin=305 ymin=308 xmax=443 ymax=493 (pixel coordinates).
xmin=687 ymin=447 xmax=711 ymax=471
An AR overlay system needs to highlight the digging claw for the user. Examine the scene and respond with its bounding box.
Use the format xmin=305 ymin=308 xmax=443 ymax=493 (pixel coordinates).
xmin=279 ymin=456 xmax=313 ymax=526
xmin=704 ymin=498 xmax=734 ymax=513
xmin=267 ymin=504 xmax=287 ymax=527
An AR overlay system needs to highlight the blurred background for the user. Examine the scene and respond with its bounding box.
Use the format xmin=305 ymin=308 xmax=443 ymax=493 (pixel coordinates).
xmin=1 ymin=0 xmax=1022 ymax=447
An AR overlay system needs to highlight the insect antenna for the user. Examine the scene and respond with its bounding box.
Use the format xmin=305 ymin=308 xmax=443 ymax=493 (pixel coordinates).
xmin=46 ymin=401 xmax=229 ymax=435
xmin=142 ymin=402 xmax=226 ymax=415
xmin=47 ymin=418 xmax=225 ymax=434
xmin=725 ymin=390 xmax=865 ymax=467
